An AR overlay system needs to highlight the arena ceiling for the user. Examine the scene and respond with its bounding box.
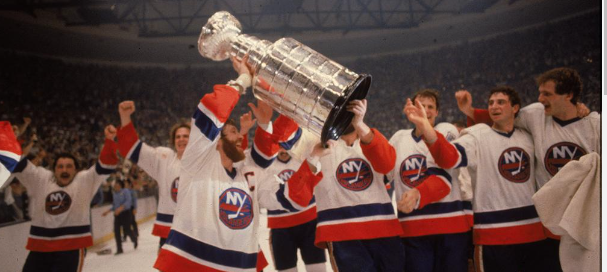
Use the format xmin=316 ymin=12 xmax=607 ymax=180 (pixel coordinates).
xmin=0 ymin=0 xmax=600 ymax=66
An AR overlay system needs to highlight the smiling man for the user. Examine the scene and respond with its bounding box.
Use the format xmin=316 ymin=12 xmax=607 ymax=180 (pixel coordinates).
xmin=388 ymin=89 xmax=472 ymax=272
xmin=116 ymin=100 xmax=191 ymax=249
xmin=12 ymin=125 xmax=119 ymax=272
xmin=456 ymin=67 xmax=601 ymax=271
xmin=410 ymin=86 xmax=547 ymax=272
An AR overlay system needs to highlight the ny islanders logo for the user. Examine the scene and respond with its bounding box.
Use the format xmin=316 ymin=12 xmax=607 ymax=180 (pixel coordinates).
xmin=277 ymin=169 xmax=295 ymax=182
xmin=498 ymin=147 xmax=531 ymax=183
xmin=544 ymin=142 xmax=587 ymax=176
xmin=170 ymin=177 xmax=179 ymax=203
xmin=45 ymin=191 xmax=72 ymax=215
xmin=335 ymin=158 xmax=373 ymax=191
xmin=219 ymin=188 xmax=253 ymax=229
xmin=399 ymin=155 xmax=428 ymax=188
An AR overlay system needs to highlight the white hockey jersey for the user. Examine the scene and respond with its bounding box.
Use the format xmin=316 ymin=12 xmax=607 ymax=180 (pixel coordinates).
xmin=256 ymin=156 xmax=317 ymax=229
xmin=117 ymin=122 xmax=181 ymax=238
xmin=427 ymin=124 xmax=545 ymax=245
xmin=12 ymin=139 xmax=117 ymax=252
xmin=388 ymin=124 xmax=471 ymax=237
xmin=283 ymin=129 xmax=403 ymax=247
xmin=514 ymin=103 xmax=601 ymax=188
xmin=154 ymin=84 xmax=281 ymax=272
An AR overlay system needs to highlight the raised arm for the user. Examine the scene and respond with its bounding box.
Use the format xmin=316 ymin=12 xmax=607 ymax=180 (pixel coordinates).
xmin=348 ymin=99 xmax=396 ymax=174
xmin=181 ymin=57 xmax=252 ymax=174
xmin=116 ymin=100 xmax=175 ymax=179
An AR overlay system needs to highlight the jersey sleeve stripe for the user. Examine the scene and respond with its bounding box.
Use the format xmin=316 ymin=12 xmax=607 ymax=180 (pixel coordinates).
xmin=193 ymin=106 xmax=223 ymax=142
xmin=278 ymin=128 xmax=302 ymax=150
xmin=95 ymin=161 xmax=116 ymax=175
xmin=0 ymin=152 xmax=19 ymax=173
xmin=454 ymin=143 xmax=468 ymax=168
xmin=274 ymin=183 xmax=302 ymax=212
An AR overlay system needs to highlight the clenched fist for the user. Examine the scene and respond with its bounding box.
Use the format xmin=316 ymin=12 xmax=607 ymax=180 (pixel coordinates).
xmin=105 ymin=125 xmax=117 ymax=141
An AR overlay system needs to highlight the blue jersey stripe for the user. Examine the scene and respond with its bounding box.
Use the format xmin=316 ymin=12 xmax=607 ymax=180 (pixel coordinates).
xmin=0 ymin=154 xmax=18 ymax=172
xmin=156 ymin=213 xmax=174 ymax=224
xmin=275 ymin=184 xmax=300 ymax=213
xmin=269 ymin=196 xmax=315 ymax=215
xmin=30 ymin=225 xmax=91 ymax=238
xmin=129 ymin=141 xmax=143 ymax=164
xmin=13 ymin=159 xmax=27 ymax=173
xmin=193 ymin=107 xmax=221 ymax=142
xmin=454 ymin=143 xmax=468 ymax=168
xmin=317 ymin=202 xmax=395 ymax=223
xmin=426 ymin=167 xmax=452 ymax=184
xmin=474 ymin=205 xmax=539 ymax=224
xmin=251 ymin=145 xmax=274 ymax=168
xmin=165 ymin=230 xmax=258 ymax=269
xmin=95 ymin=162 xmax=116 ymax=175
xmin=279 ymin=128 xmax=302 ymax=150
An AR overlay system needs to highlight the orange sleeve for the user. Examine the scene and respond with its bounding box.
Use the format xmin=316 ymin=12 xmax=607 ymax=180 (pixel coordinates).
xmin=360 ymin=128 xmax=396 ymax=174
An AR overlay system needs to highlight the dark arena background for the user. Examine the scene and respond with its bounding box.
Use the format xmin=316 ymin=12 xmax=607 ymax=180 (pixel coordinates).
xmin=0 ymin=0 xmax=601 ymax=271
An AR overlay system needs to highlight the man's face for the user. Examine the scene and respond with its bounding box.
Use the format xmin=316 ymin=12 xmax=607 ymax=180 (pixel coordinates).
xmin=488 ymin=92 xmax=518 ymax=124
xmin=220 ymin=124 xmax=245 ymax=162
xmin=538 ymin=80 xmax=572 ymax=116
xmin=410 ymin=96 xmax=439 ymax=126
xmin=54 ymin=158 xmax=77 ymax=186
xmin=277 ymin=148 xmax=291 ymax=162
xmin=113 ymin=182 xmax=122 ymax=192
xmin=174 ymin=127 xmax=190 ymax=154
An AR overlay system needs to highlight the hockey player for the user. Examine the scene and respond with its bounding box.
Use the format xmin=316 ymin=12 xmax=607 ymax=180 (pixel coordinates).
xmin=388 ymin=89 xmax=471 ymax=272
xmin=153 ymin=56 xmax=290 ymax=272
xmin=407 ymin=86 xmax=547 ymax=271
xmin=116 ymin=100 xmax=188 ymax=248
xmin=12 ymin=125 xmax=119 ymax=272
xmin=257 ymin=147 xmax=326 ymax=272
xmin=279 ymin=99 xmax=406 ymax=271
xmin=456 ymin=67 xmax=600 ymax=270
xmin=116 ymin=99 xmax=255 ymax=249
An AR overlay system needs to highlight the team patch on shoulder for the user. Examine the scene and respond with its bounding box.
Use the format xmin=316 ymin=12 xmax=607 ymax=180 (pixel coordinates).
xmin=335 ymin=158 xmax=373 ymax=191
xmin=45 ymin=191 xmax=72 ymax=215
xmin=544 ymin=142 xmax=587 ymax=176
xmin=498 ymin=147 xmax=531 ymax=183
xmin=219 ymin=188 xmax=253 ymax=229
xmin=170 ymin=177 xmax=179 ymax=203
xmin=399 ymin=154 xmax=428 ymax=188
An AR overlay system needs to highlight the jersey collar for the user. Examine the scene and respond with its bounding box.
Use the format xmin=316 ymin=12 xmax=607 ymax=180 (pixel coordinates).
xmin=553 ymin=116 xmax=582 ymax=127
xmin=225 ymin=167 xmax=237 ymax=179
xmin=411 ymin=129 xmax=423 ymax=143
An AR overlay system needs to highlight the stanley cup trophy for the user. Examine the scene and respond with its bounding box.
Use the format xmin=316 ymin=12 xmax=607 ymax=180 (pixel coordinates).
xmin=198 ymin=11 xmax=372 ymax=142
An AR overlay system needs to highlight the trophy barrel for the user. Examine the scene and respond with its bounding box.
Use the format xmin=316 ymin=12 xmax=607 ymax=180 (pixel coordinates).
xmin=252 ymin=37 xmax=371 ymax=142
xmin=198 ymin=11 xmax=372 ymax=142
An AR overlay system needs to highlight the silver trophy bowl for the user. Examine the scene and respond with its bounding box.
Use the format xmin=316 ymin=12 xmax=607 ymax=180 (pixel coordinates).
xmin=198 ymin=11 xmax=371 ymax=142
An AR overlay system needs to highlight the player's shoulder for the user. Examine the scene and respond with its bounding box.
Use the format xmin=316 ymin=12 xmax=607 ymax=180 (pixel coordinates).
xmin=461 ymin=123 xmax=491 ymax=136
xmin=584 ymin=111 xmax=600 ymax=122
xmin=389 ymin=129 xmax=414 ymax=142
xmin=520 ymin=102 xmax=545 ymax=113
xmin=434 ymin=122 xmax=459 ymax=142
xmin=155 ymin=146 xmax=176 ymax=157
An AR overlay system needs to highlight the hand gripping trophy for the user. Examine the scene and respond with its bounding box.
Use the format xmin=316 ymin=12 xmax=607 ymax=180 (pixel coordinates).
xmin=198 ymin=11 xmax=372 ymax=142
